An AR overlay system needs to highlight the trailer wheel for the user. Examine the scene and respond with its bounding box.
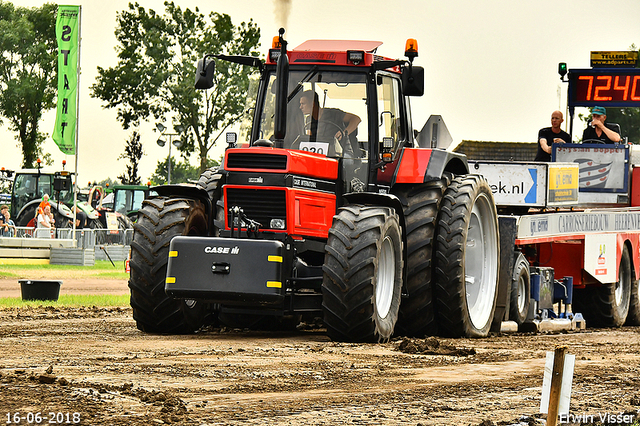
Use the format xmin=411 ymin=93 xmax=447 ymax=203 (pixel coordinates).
xmin=393 ymin=180 xmax=448 ymax=337
xmin=627 ymin=277 xmax=640 ymax=326
xmin=322 ymin=205 xmax=403 ymax=342
xmin=576 ymin=245 xmax=631 ymax=327
xmin=434 ymin=175 xmax=500 ymax=338
xmin=128 ymin=196 xmax=212 ymax=333
xmin=510 ymin=252 xmax=530 ymax=325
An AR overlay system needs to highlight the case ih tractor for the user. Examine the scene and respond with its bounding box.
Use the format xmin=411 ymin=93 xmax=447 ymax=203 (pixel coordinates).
xmin=128 ymin=31 xmax=500 ymax=342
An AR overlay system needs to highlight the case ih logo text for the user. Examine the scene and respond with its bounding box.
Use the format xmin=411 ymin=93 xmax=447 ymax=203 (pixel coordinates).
xmin=204 ymin=246 xmax=240 ymax=254
xmin=248 ymin=177 xmax=263 ymax=184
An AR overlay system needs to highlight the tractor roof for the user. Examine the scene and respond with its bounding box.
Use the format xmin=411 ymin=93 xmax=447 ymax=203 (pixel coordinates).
xmin=269 ymin=39 xmax=392 ymax=68
xmin=293 ymin=40 xmax=382 ymax=52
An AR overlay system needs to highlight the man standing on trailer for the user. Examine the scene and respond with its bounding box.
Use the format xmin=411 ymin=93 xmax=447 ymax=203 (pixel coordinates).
xmin=581 ymin=106 xmax=622 ymax=144
xmin=535 ymin=110 xmax=572 ymax=161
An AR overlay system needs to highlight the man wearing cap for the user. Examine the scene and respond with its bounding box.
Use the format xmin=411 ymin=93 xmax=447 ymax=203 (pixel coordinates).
xmin=582 ymin=106 xmax=621 ymax=144
xmin=535 ymin=110 xmax=572 ymax=161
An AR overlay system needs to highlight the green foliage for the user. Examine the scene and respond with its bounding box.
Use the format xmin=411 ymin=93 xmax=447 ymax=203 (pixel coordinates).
xmin=0 ymin=1 xmax=58 ymax=168
xmin=91 ymin=2 xmax=261 ymax=174
xmin=151 ymin=156 xmax=219 ymax=185
xmin=118 ymin=131 xmax=144 ymax=184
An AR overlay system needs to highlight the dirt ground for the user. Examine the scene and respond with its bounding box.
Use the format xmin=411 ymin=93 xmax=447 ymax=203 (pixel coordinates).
xmin=1 ymin=276 xmax=640 ymax=426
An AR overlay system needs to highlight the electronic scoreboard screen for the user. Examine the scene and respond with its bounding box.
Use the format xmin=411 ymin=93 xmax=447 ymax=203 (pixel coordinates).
xmin=568 ymin=68 xmax=640 ymax=108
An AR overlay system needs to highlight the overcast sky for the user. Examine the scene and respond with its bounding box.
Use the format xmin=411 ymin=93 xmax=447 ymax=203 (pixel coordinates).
xmin=2 ymin=0 xmax=640 ymax=184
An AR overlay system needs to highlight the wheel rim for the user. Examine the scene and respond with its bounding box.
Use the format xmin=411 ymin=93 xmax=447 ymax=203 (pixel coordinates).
xmin=465 ymin=193 xmax=499 ymax=329
xmin=616 ymin=253 xmax=629 ymax=307
xmin=517 ymin=274 xmax=527 ymax=315
xmin=376 ymin=235 xmax=395 ymax=319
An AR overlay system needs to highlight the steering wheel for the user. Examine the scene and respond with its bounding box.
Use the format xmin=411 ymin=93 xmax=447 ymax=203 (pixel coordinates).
xmin=582 ymin=139 xmax=606 ymax=145
xmin=304 ymin=119 xmax=346 ymax=142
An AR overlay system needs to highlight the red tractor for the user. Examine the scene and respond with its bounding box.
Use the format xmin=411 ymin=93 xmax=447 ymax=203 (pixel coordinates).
xmin=128 ymin=30 xmax=500 ymax=342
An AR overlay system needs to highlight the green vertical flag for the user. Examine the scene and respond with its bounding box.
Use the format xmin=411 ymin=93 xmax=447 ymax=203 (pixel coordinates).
xmin=53 ymin=5 xmax=80 ymax=155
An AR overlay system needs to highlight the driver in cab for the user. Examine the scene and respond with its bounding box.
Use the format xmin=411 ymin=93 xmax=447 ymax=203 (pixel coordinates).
xmin=582 ymin=106 xmax=621 ymax=144
xmin=298 ymin=90 xmax=360 ymax=157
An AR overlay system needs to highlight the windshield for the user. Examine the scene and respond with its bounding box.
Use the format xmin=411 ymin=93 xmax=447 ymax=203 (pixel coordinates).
xmin=257 ymin=70 xmax=368 ymax=159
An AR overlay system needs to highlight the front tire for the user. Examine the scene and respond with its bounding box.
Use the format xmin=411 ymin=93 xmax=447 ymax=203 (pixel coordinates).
xmin=434 ymin=175 xmax=500 ymax=338
xmin=128 ymin=196 xmax=211 ymax=334
xmin=322 ymin=205 xmax=403 ymax=342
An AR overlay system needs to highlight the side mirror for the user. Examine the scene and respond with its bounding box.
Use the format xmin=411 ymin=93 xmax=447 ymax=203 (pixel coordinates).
xmin=402 ymin=65 xmax=424 ymax=97
xmin=195 ymin=57 xmax=215 ymax=90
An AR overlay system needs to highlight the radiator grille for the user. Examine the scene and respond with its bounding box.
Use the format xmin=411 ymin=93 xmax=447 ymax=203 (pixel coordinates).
xmin=227 ymin=153 xmax=287 ymax=170
xmin=226 ymin=188 xmax=286 ymax=230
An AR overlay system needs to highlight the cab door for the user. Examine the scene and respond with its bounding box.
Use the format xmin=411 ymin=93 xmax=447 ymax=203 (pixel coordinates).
xmin=374 ymin=73 xmax=408 ymax=189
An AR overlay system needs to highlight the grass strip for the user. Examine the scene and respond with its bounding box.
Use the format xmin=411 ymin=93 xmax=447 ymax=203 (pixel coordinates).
xmin=0 ymin=294 xmax=129 ymax=308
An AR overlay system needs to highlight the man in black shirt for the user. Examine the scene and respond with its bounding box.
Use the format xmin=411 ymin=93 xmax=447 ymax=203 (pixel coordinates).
xmin=581 ymin=106 xmax=621 ymax=144
xmin=535 ymin=110 xmax=572 ymax=161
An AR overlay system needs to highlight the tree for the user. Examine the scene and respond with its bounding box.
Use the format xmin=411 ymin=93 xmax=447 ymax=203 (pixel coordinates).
xmin=151 ymin=157 xmax=218 ymax=185
xmin=0 ymin=2 xmax=58 ymax=168
xmin=118 ymin=131 xmax=144 ymax=184
xmin=91 ymin=2 xmax=261 ymax=174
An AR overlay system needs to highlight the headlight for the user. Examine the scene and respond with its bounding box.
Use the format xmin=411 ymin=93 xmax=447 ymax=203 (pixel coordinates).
xmin=270 ymin=219 xmax=285 ymax=230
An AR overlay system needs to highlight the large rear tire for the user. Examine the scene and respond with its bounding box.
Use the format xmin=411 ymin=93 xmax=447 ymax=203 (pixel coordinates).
xmin=322 ymin=205 xmax=403 ymax=342
xmin=393 ymin=180 xmax=448 ymax=337
xmin=434 ymin=175 xmax=500 ymax=338
xmin=575 ymin=245 xmax=631 ymax=327
xmin=128 ymin=196 xmax=212 ymax=334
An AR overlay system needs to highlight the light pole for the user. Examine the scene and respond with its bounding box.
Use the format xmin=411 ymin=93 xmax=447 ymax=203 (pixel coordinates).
xmin=156 ymin=123 xmax=184 ymax=184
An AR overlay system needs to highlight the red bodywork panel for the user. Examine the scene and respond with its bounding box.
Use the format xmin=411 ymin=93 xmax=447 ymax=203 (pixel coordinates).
xmin=536 ymin=241 xmax=585 ymax=287
xmin=632 ymin=166 xmax=640 ymax=207
xmin=224 ymin=147 xmax=339 ymax=180
xmin=394 ymin=148 xmax=433 ymax=184
xmin=223 ymin=185 xmax=335 ymax=239
xmin=291 ymin=189 xmax=336 ymax=238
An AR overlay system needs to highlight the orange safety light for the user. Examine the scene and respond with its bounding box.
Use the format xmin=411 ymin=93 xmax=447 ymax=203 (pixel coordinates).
xmin=405 ymin=38 xmax=418 ymax=61
xmin=36 ymin=158 xmax=41 ymax=164
xmin=272 ymin=35 xmax=281 ymax=49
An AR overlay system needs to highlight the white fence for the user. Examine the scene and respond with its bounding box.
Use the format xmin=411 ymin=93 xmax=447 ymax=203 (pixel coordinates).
xmin=7 ymin=226 xmax=133 ymax=249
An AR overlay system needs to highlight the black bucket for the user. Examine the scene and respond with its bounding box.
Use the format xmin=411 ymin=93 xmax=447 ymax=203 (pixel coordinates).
xmin=19 ymin=280 xmax=62 ymax=301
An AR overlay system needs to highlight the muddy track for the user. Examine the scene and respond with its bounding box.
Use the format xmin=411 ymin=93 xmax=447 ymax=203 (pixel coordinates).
xmin=1 ymin=299 xmax=640 ymax=425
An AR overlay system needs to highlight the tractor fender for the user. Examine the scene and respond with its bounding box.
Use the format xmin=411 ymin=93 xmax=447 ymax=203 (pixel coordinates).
xmin=152 ymin=184 xmax=213 ymax=219
xmin=343 ymin=192 xmax=406 ymax=237
xmin=393 ymin=148 xmax=469 ymax=185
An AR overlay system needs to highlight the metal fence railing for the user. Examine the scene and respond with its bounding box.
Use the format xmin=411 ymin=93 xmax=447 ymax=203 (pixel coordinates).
xmin=5 ymin=226 xmax=133 ymax=249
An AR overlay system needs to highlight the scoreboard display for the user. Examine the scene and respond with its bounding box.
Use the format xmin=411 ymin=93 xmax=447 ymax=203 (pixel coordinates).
xmin=569 ymin=68 xmax=640 ymax=108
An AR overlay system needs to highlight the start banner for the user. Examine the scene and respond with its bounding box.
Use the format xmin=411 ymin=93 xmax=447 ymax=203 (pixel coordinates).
xmin=52 ymin=5 xmax=80 ymax=155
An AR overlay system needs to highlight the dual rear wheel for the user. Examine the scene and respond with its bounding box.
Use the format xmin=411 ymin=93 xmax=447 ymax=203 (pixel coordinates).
xmin=322 ymin=175 xmax=500 ymax=341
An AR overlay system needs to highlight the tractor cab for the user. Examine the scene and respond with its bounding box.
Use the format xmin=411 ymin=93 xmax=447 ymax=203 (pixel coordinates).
xmin=197 ymin=34 xmax=426 ymax=196
xmin=11 ymin=168 xmax=74 ymax=227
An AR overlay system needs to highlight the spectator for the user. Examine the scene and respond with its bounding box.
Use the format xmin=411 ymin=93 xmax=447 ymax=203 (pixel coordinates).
xmin=1 ymin=204 xmax=15 ymax=237
xmin=535 ymin=110 xmax=571 ymax=161
xmin=582 ymin=106 xmax=622 ymax=144
xmin=75 ymin=206 xmax=87 ymax=229
xmin=36 ymin=194 xmax=51 ymax=218
xmin=36 ymin=204 xmax=55 ymax=238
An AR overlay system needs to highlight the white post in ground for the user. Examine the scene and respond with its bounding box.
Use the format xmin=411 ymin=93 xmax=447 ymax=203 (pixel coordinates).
xmin=540 ymin=345 xmax=576 ymax=426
